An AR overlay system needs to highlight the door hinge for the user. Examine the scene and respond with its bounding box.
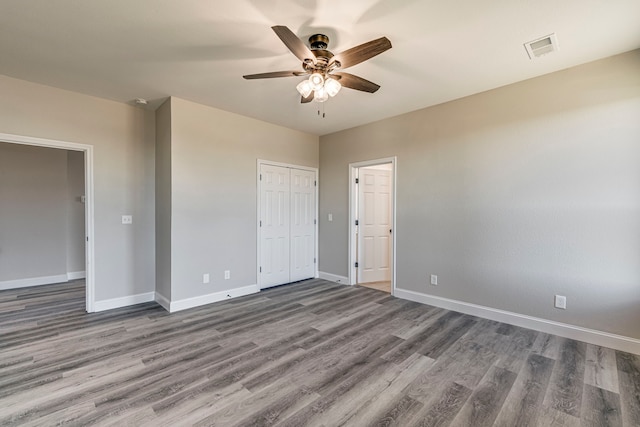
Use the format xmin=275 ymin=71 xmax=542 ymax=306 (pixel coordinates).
xmin=259 ymin=220 xmax=262 ymax=227
xmin=355 ymin=178 xmax=359 ymax=184
xmin=355 ymin=219 xmax=359 ymax=226
xmin=314 ymin=219 xmax=317 ymax=225
xmin=260 ymin=174 xmax=262 ymax=181
xmin=355 ymin=262 xmax=359 ymax=268
xmin=259 ymin=266 xmax=262 ymax=273
xmin=314 ymin=258 xmax=316 ymax=264
xmin=314 ymin=180 xmax=317 ymax=187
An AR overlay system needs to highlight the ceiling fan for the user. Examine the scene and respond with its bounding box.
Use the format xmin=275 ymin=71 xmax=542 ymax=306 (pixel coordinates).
xmin=243 ymin=26 xmax=392 ymax=103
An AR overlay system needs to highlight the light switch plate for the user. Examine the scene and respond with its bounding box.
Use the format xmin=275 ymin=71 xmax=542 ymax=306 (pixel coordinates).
xmin=122 ymin=215 xmax=133 ymax=224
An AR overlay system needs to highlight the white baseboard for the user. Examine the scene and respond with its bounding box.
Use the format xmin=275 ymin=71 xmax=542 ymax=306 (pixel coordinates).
xmin=93 ymin=292 xmax=156 ymax=312
xmin=67 ymin=271 xmax=86 ymax=280
xmin=167 ymin=284 xmax=260 ymax=313
xmin=0 ymin=274 xmax=69 ymax=291
xmin=318 ymin=271 xmax=349 ymax=285
xmin=155 ymin=292 xmax=171 ymax=311
xmin=394 ymin=288 xmax=640 ymax=355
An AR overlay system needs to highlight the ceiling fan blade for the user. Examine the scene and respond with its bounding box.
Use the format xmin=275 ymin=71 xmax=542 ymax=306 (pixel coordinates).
xmin=301 ymin=92 xmax=314 ymax=103
xmin=331 ymin=37 xmax=392 ymax=69
xmin=243 ymin=71 xmax=305 ymax=79
xmin=332 ymin=72 xmax=380 ymax=93
xmin=272 ymin=26 xmax=316 ymax=64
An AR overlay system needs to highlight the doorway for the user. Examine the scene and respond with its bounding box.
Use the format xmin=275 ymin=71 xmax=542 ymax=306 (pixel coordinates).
xmin=349 ymin=157 xmax=396 ymax=294
xmin=257 ymin=160 xmax=318 ymax=289
xmin=0 ymin=133 xmax=95 ymax=312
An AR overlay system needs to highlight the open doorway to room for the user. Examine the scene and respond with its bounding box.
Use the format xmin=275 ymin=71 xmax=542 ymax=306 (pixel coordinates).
xmin=0 ymin=133 xmax=95 ymax=312
xmin=349 ymin=157 xmax=396 ymax=294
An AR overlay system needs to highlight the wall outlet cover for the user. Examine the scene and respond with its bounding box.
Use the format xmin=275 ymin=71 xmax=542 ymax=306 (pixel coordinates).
xmin=555 ymin=295 xmax=567 ymax=309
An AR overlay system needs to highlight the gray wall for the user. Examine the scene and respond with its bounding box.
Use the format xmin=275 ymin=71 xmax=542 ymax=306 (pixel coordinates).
xmin=0 ymin=143 xmax=68 ymax=281
xmin=0 ymin=74 xmax=155 ymax=302
xmin=0 ymin=143 xmax=85 ymax=284
xmin=155 ymin=99 xmax=172 ymax=300
xmin=165 ymin=97 xmax=319 ymax=301
xmin=66 ymin=150 xmax=86 ymax=274
xmin=319 ymin=50 xmax=640 ymax=339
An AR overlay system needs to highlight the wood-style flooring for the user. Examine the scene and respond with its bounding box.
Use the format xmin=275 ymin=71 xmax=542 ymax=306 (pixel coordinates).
xmin=358 ymin=281 xmax=391 ymax=293
xmin=0 ymin=279 xmax=638 ymax=426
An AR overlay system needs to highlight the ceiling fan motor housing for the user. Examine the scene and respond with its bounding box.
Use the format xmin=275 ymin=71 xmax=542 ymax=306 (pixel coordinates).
xmin=303 ymin=34 xmax=337 ymax=74
xmin=309 ymin=34 xmax=329 ymax=50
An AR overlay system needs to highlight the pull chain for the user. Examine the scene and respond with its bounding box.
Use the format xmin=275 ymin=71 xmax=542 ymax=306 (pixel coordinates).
xmin=317 ymin=103 xmax=326 ymax=118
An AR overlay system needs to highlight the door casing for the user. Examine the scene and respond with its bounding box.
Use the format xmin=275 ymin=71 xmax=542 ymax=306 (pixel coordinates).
xmin=349 ymin=157 xmax=397 ymax=294
xmin=0 ymin=132 xmax=96 ymax=312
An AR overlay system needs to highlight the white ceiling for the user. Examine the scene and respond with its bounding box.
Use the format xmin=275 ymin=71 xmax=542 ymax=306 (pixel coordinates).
xmin=1 ymin=0 xmax=639 ymax=136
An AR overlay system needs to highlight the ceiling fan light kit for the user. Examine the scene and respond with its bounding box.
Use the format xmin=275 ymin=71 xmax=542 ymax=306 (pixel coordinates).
xmin=243 ymin=26 xmax=391 ymax=105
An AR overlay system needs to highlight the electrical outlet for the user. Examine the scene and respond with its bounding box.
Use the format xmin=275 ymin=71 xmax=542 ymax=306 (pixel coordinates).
xmin=555 ymin=295 xmax=567 ymax=309
xmin=121 ymin=215 xmax=133 ymax=224
xmin=224 ymin=270 xmax=231 ymax=280
xmin=430 ymin=274 xmax=438 ymax=286
xmin=203 ymin=273 xmax=210 ymax=284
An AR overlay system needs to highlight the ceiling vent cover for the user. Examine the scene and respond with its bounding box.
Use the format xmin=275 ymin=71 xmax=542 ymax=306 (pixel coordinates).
xmin=524 ymin=33 xmax=558 ymax=59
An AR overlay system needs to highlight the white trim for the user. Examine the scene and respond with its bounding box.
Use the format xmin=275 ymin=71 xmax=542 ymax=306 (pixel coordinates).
xmin=318 ymin=272 xmax=349 ymax=285
xmin=0 ymin=132 xmax=96 ymax=312
xmin=93 ymin=292 xmax=155 ymax=312
xmin=167 ymin=284 xmax=260 ymax=313
xmin=256 ymin=159 xmax=319 ymax=289
xmin=0 ymin=274 xmax=69 ymax=291
xmin=67 ymin=271 xmax=86 ymax=280
xmin=394 ymin=288 xmax=640 ymax=355
xmin=155 ymin=292 xmax=171 ymax=311
xmin=348 ymin=157 xmax=397 ymax=296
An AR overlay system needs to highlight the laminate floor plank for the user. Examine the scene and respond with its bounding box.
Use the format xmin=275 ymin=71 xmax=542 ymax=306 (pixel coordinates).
xmin=544 ymin=337 xmax=587 ymax=418
xmin=408 ymin=381 xmax=472 ymax=427
xmin=449 ymin=366 xmax=517 ymax=427
xmin=584 ymin=344 xmax=620 ymax=393
xmin=0 ymin=279 xmax=639 ymax=426
xmin=616 ymin=351 xmax=640 ymax=427
xmin=493 ymin=353 xmax=555 ymax=427
xmin=581 ymin=383 xmax=623 ymax=427
xmin=339 ymin=353 xmax=434 ymax=427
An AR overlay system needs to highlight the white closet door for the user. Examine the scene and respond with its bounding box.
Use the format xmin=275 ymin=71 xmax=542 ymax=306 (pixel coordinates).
xmin=290 ymin=168 xmax=316 ymax=282
xmin=260 ymin=164 xmax=290 ymax=288
xmin=358 ymin=168 xmax=392 ymax=283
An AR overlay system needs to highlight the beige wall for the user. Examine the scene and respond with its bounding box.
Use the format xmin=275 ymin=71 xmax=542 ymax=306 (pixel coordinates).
xmin=160 ymin=97 xmax=319 ymax=301
xmin=0 ymin=75 xmax=155 ymax=302
xmin=319 ymin=50 xmax=640 ymax=339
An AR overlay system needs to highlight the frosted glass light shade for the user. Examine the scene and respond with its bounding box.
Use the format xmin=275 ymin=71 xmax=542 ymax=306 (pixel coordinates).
xmin=309 ymin=73 xmax=324 ymax=90
xmin=325 ymin=78 xmax=341 ymax=97
xmin=296 ymin=80 xmax=313 ymax=98
xmin=314 ymin=86 xmax=328 ymax=103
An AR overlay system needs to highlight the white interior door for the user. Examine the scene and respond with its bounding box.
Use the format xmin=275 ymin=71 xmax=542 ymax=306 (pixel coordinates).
xmin=259 ymin=163 xmax=316 ymax=289
xmin=290 ymin=168 xmax=316 ymax=282
xmin=260 ymin=164 xmax=290 ymax=288
xmin=358 ymin=167 xmax=392 ymax=283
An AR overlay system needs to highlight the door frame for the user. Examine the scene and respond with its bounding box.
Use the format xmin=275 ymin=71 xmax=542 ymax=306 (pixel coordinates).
xmin=0 ymin=132 xmax=96 ymax=312
xmin=348 ymin=157 xmax=397 ymax=294
xmin=256 ymin=159 xmax=319 ymax=289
